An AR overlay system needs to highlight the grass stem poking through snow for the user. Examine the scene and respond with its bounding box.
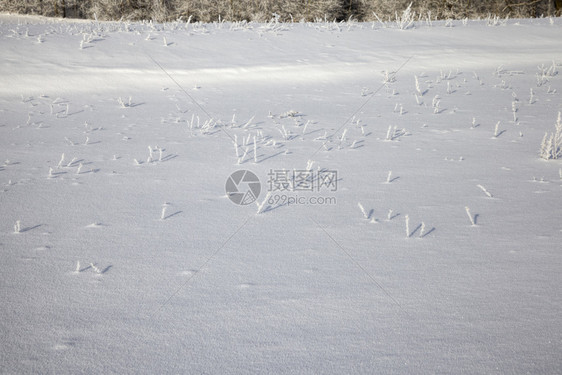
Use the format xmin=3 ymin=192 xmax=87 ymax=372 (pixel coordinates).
xmin=233 ymin=135 xmax=239 ymax=158
xmin=57 ymin=153 xmax=65 ymax=168
xmin=160 ymin=205 xmax=168 ymax=220
xmin=256 ymin=192 xmax=271 ymax=214
xmin=239 ymin=147 xmax=249 ymax=164
xmin=358 ymin=202 xmax=368 ymax=219
xmin=493 ymin=121 xmax=501 ymax=137
xmin=477 ymin=184 xmax=493 ymax=198
xmin=340 ymin=128 xmax=348 ymax=142
xmin=76 ymin=163 xmax=83 ymax=174
xmin=253 ymin=136 xmax=257 ymax=163
xmin=539 ymin=112 xmax=562 ymax=160
xmin=303 ymin=120 xmax=310 ymax=136
xmin=415 ymin=75 xmax=422 ymax=95
xmin=48 ymin=167 xmax=54 ymax=178
xmin=465 ymin=206 xmax=476 ymax=226
xmin=405 ymin=215 xmax=410 ymax=237
xmin=75 ymin=261 xmax=80 ymax=273
xmin=14 ymin=220 xmax=21 ymax=233
xmin=419 ymin=222 xmax=426 ymax=238
xmin=386 ymin=170 xmax=392 ymax=183
xmin=90 ymin=263 xmax=101 ymax=274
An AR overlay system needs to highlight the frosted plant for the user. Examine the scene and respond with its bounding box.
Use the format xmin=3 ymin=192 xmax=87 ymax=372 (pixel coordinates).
xmin=303 ymin=120 xmax=310 ymax=136
xmin=477 ymin=184 xmax=493 ymax=198
xmin=118 ymin=96 xmax=132 ymax=108
xmin=465 ymin=206 xmax=476 ymax=226
xmin=385 ymin=126 xmax=392 ymax=141
xmin=242 ymin=116 xmax=255 ymax=128
xmin=278 ymin=125 xmax=290 ymax=140
xmin=396 ymin=2 xmax=415 ymax=30
xmin=253 ymin=136 xmax=257 ymax=163
xmin=238 ymin=146 xmax=249 ymax=164
xmin=90 ymin=263 xmax=101 ymax=274
xmin=340 ymin=128 xmax=348 ymax=142
xmin=256 ymin=192 xmax=272 ymax=214
xmin=414 ymin=75 xmax=422 ymax=95
xmin=539 ymin=112 xmax=562 ymax=160
xmin=156 ymin=146 xmax=163 ymax=161
xmin=405 ymin=215 xmax=410 ymax=237
xmin=387 ymin=209 xmax=393 ymax=221
xmin=358 ymin=203 xmax=368 ymax=219
xmin=432 ymin=95 xmax=440 ymax=112
xmin=160 ymin=203 xmax=170 ymax=220
xmin=57 ymin=153 xmax=65 ymax=168
xmin=493 ymin=121 xmax=501 ymax=138
xmin=433 ymin=101 xmax=440 ymax=114
xmin=386 ymin=171 xmax=392 ymax=183
xmin=419 ymin=222 xmax=426 ymax=238
xmin=233 ymin=135 xmax=240 ymax=158
xmin=382 ymin=70 xmax=395 ymax=84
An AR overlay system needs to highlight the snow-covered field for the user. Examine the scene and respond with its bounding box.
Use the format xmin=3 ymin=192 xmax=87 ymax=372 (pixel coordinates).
xmin=1 ymin=13 xmax=561 ymax=374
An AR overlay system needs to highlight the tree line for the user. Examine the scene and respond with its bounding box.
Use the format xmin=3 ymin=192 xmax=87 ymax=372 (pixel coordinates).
xmin=0 ymin=0 xmax=560 ymax=22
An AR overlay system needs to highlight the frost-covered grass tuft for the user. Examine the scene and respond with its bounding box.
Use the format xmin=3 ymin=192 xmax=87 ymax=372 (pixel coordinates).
xmin=539 ymin=112 xmax=562 ymax=160
xmin=465 ymin=206 xmax=477 ymax=226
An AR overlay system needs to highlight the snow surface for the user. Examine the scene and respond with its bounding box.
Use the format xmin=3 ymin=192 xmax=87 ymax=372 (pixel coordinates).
xmin=1 ymin=13 xmax=562 ymax=374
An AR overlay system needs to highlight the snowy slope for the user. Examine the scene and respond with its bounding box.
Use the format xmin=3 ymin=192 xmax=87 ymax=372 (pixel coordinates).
xmin=1 ymin=14 xmax=562 ymax=374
